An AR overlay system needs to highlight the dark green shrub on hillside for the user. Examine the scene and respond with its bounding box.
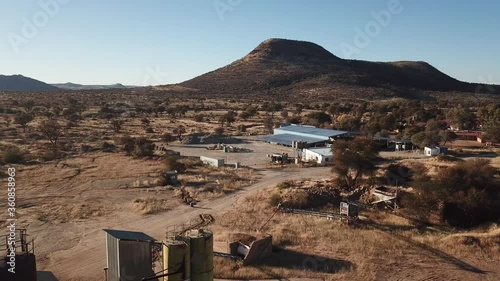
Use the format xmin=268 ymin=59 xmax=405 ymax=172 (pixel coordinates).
xmin=403 ymin=159 xmax=500 ymax=228
xmin=1 ymin=146 xmax=25 ymax=164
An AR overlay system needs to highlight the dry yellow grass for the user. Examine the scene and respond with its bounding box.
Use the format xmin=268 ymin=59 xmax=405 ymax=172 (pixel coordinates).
xmin=133 ymin=197 xmax=175 ymax=215
xmin=210 ymin=188 xmax=500 ymax=281
xmin=177 ymin=165 xmax=258 ymax=200
xmin=34 ymin=203 xmax=112 ymax=223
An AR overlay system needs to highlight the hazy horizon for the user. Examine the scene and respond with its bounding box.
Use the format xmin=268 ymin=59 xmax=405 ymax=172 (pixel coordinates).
xmin=1 ymin=0 xmax=499 ymax=86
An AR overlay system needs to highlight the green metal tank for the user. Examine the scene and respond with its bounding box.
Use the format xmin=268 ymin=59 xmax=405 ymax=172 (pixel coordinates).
xmin=187 ymin=229 xmax=214 ymax=281
xmin=163 ymin=239 xmax=190 ymax=281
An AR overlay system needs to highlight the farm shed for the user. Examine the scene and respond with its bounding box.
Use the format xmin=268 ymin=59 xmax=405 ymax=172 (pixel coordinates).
xmin=260 ymin=124 xmax=349 ymax=147
xmin=104 ymin=229 xmax=156 ymax=281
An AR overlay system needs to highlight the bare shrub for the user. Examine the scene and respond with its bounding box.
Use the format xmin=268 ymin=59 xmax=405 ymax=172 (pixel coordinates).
xmin=1 ymin=146 xmax=25 ymax=164
xmin=133 ymin=198 xmax=173 ymax=215
xmin=164 ymin=155 xmax=186 ymax=172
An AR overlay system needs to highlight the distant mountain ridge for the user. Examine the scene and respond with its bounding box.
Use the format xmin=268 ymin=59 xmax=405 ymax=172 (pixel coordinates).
xmin=0 ymin=75 xmax=138 ymax=92
xmin=177 ymin=38 xmax=499 ymax=99
xmin=0 ymin=75 xmax=61 ymax=91
xmin=52 ymin=82 xmax=137 ymax=90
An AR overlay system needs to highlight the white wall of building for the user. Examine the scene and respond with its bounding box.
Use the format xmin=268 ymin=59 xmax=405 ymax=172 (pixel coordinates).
xmin=302 ymin=148 xmax=332 ymax=164
xmin=424 ymin=147 xmax=440 ymax=156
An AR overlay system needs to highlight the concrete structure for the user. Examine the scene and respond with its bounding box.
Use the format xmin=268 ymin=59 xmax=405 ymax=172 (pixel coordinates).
xmin=261 ymin=124 xmax=349 ymax=147
xmin=302 ymin=147 xmax=332 ymax=164
xmin=163 ymin=239 xmax=190 ymax=281
xmin=228 ymin=235 xmax=273 ymax=265
xmin=200 ymin=156 xmax=224 ymax=168
xmin=104 ymin=229 xmax=156 ymax=281
xmin=186 ymin=229 xmax=213 ymax=281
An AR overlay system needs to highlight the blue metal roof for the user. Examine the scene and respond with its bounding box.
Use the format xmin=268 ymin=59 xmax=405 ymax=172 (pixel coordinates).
xmin=275 ymin=125 xmax=348 ymax=138
xmin=104 ymin=229 xmax=156 ymax=242
xmin=260 ymin=134 xmax=328 ymax=146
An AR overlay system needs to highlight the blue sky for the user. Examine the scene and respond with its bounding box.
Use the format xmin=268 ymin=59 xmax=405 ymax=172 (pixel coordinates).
xmin=1 ymin=0 xmax=499 ymax=85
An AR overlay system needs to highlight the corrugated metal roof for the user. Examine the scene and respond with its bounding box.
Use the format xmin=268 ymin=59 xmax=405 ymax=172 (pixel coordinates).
xmin=275 ymin=125 xmax=348 ymax=138
xmin=260 ymin=134 xmax=327 ymax=146
xmin=104 ymin=229 xmax=156 ymax=242
xmin=372 ymin=136 xmax=411 ymax=143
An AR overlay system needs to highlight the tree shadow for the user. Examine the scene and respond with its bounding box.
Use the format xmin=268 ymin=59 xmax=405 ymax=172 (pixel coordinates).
xmin=37 ymin=271 xmax=59 ymax=281
xmin=258 ymin=248 xmax=353 ymax=274
xmin=455 ymin=151 xmax=498 ymax=158
xmin=366 ymin=221 xmax=488 ymax=274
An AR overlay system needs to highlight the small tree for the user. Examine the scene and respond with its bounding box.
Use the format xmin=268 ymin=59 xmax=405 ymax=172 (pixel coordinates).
xmin=304 ymin=111 xmax=331 ymax=126
xmin=110 ymin=119 xmax=124 ymax=133
xmin=133 ymin=137 xmax=155 ymax=157
xmin=162 ymin=133 xmax=176 ymax=144
xmin=51 ymin=106 xmax=63 ymax=117
xmin=280 ymin=109 xmax=289 ymax=121
xmin=239 ymin=111 xmax=251 ymax=121
xmin=141 ymin=118 xmax=150 ymax=126
xmin=332 ymin=138 xmax=378 ymax=190
xmin=263 ymin=116 xmax=274 ymax=134
xmin=484 ymin=125 xmax=500 ymax=143
xmin=120 ymin=136 xmax=136 ymax=155
xmin=164 ymin=155 xmax=186 ymax=172
xmin=173 ymin=125 xmax=186 ymax=141
xmin=225 ymin=110 xmax=236 ymax=126
xmin=214 ymin=127 xmax=224 ymax=135
xmin=39 ymin=119 xmax=63 ymax=152
xmin=1 ymin=146 xmax=25 ymax=164
xmin=14 ymin=113 xmax=34 ymax=132
xmin=3 ymin=116 xmax=11 ymax=128
xmin=439 ymin=130 xmax=457 ymax=145
xmin=22 ymin=100 xmax=36 ymax=112
xmin=193 ymin=114 xmax=204 ymax=122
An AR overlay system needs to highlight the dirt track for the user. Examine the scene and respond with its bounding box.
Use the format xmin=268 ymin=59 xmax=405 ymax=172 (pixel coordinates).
xmin=36 ymin=167 xmax=331 ymax=281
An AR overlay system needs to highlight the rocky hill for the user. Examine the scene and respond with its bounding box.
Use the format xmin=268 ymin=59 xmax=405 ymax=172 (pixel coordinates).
xmin=178 ymin=38 xmax=498 ymax=100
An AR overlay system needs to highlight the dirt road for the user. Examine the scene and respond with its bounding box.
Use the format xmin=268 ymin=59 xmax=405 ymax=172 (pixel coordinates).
xmin=37 ymin=167 xmax=331 ymax=281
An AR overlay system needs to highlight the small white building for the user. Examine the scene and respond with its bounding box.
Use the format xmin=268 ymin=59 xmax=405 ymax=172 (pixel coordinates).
xmin=200 ymin=156 xmax=224 ymax=167
xmin=424 ymin=147 xmax=441 ymax=156
xmin=302 ymin=147 xmax=333 ymax=164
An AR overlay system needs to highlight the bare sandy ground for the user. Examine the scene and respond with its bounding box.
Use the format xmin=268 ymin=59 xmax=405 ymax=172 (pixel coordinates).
xmin=5 ymin=152 xmax=330 ymax=281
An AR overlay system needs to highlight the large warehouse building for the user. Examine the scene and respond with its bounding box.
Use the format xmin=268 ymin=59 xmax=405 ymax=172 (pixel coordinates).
xmin=261 ymin=124 xmax=350 ymax=147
